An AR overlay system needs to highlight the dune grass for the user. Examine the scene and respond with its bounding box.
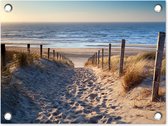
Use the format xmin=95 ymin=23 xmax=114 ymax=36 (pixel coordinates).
xmin=85 ymin=51 xmax=165 ymax=92
xmin=15 ymin=52 xmax=34 ymax=67
xmin=122 ymin=60 xmax=148 ymax=92
xmin=3 ymin=51 xmax=74 ymax=71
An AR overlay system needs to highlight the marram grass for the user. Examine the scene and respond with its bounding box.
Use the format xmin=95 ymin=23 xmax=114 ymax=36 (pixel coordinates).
xmin=85 ymin=52 xmax=165 ymax=92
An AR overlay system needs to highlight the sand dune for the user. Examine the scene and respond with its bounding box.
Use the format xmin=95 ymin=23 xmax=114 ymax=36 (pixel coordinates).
xmin=2 ymin=59 xmax=125 ymax=123
xmin=1 ymin=46 xmax=165 ymax=124
xmin=2 ymin=57 xmax=165 ymax=124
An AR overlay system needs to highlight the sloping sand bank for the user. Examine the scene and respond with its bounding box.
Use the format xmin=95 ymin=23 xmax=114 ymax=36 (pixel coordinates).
xmin=2 ymin=59 xmax=124 ymax=123
xmin=2 ymin=58 xmax=165 ymax=124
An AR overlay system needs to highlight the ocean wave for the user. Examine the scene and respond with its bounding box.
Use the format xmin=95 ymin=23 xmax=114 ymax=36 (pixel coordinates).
xmin=1 ymin=22 xmax=165 ymax=48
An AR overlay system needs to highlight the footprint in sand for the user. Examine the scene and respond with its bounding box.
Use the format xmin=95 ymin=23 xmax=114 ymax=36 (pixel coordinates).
xmin=88 ymin=93 xmax=98 ymax=100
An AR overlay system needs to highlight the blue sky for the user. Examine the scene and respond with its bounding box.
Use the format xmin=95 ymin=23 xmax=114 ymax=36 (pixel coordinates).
xmin=1 ymin=1 xmax=166 ymax=22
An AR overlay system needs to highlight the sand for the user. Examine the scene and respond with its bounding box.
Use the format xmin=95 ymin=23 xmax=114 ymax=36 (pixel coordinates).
xmin=92 ymin=67 xmax=166 ymax=124
xmin=6 ymin=45 xmax=157 ymax=67
xmin=1 ymin=58 xmax=166 ymax=124
xmin=1 ymin=45 xmax=165 ymax=124
xmin=2 ymin=59 xmax=125 ymax=123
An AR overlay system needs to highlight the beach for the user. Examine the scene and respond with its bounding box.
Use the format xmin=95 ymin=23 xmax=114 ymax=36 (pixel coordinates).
xmin=1 ymin=51 xmax=165 ymax=123
xmin=5 ymin=44 xmax=157 ymax=67
xmin=1 ymin=0 xmax=166 ymax=124
xmin=1 ymin=41 xmax=166 ymax=124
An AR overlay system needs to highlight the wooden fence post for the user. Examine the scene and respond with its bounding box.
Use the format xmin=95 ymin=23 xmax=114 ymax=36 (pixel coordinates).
xmin=1 ymin=44 xmax=6 ymax=66
xmin=40 ymin=45 xmax=43 ymax=58
xmin=98 ymin=50 xmax=100 ymax=68
xmin=151 ymin=32 xmax=166 ymax=101
xmin=48 ymin=48 xmax=50 ymax=59
xmin=102 ymin=48 xmax=104 ymax=69
xmin=95 ymin=52 xmax=98 ymax=66
xmin=27 ymin=44 xmax=30 ymax=54
xmin=108 ymin=43 xmax=111 ymax=70
xmin=53 ymin=50 xmax=55 ymax=59
xmin=119 ymin=39 xmax=126 ymax=76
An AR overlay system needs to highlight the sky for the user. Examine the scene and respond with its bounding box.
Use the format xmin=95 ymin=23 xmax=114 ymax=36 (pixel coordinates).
xmin=0 ymin=1 xmax=166 ymax=23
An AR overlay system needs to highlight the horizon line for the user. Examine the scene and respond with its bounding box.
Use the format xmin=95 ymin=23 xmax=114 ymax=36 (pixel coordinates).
xmin=1 ymin=21 xmax=165 ymax=24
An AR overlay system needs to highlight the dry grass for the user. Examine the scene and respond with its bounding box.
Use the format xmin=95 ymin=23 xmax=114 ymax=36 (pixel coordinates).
xmin=2 ymin=51 xmax=39 ymax=67
xmin=85 ymin=51 xmax=165 ymax=92
xmin=85 ymin=55 xmax=122 ymax=72
xmin=122 ymin=60 xmax=148 ymax=92
xmin=5 ymin=51 xmax=20 ymax=63
xmin=161 ymin=58 xmax=166 ymax=75
xmin=3 ymin=50 xmax=74 ymax=68
xmin=103 ymin=55 xmax=121 ymax=72
xmin=133 ymin=51 xmax=155 ymax=61
xmin=15 ymin=52 xmax=34 ymax=67
xmin=84 ymin=60 xmax=92 ymax=66
xmin=125 ymin=52 xmax=155 ymax=68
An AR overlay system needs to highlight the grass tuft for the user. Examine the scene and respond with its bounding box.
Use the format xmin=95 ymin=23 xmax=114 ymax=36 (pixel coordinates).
xmin=136 ymin=52 xmax=156 ymax=60
xmin=122 ymin=60 xmax=148 ymax=92
xmin=15 ymin=52 xmax=34 ymax=67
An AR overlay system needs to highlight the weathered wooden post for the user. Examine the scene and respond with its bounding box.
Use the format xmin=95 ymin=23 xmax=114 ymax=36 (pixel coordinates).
xmin=98 ymin=50 xmax=100 ymax=68
xmin=151 ymin=32 xmax=166 ymax=101
xmin=1 ymin=44 xmax=6 ymax=66
xmin=48 ymin=48 xmax=50 ymax=59
xmin=92 ymin=55 xmax=94 ymax=65
xmin=40 ymin=45 xmax=43 ymax=58
xmin=95 ymin=52 xmax=98 ymax=66
xmin=102 ymin=48 xmax=104 ymax=69
xmin=119 ymin=39 xmax=126 ymax=76
xmin=53 ymin=50 xmax=55 ymax=59
xmin=27 ymin=44 xmax=30 ymax=54
xmin=108 ymin=43 xmax=111 ymax=70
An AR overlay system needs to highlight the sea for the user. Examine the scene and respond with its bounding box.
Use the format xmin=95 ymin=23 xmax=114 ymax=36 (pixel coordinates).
xmin=1 ymin=22 xmax=165 ymax=48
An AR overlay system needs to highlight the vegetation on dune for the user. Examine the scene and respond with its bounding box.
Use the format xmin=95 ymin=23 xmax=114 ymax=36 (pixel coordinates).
xmin=2 ymin=51 xmax=38 ymax=68
xmin=85 ymin=51 xmax=165 ymax=92
xmin=15 ymin=52 xmax=34 ymax=67
xmin=122 ymin=60 xmax=148 ymax=92
xmin=161 ymin=58 xmax=166 ymax=75
xmin=2 ymin=51 xmax=74 ymax=71
xmin=130 ymin=51 xmax=156 ymax=61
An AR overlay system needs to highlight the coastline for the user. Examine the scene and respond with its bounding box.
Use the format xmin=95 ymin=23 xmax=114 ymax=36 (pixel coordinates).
xmin=6 ymin=44 xmax=157 ymax=67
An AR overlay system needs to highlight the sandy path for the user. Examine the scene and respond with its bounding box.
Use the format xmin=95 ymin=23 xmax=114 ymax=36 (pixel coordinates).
xmin=7 ymin=59 xmax=124 ymax=123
